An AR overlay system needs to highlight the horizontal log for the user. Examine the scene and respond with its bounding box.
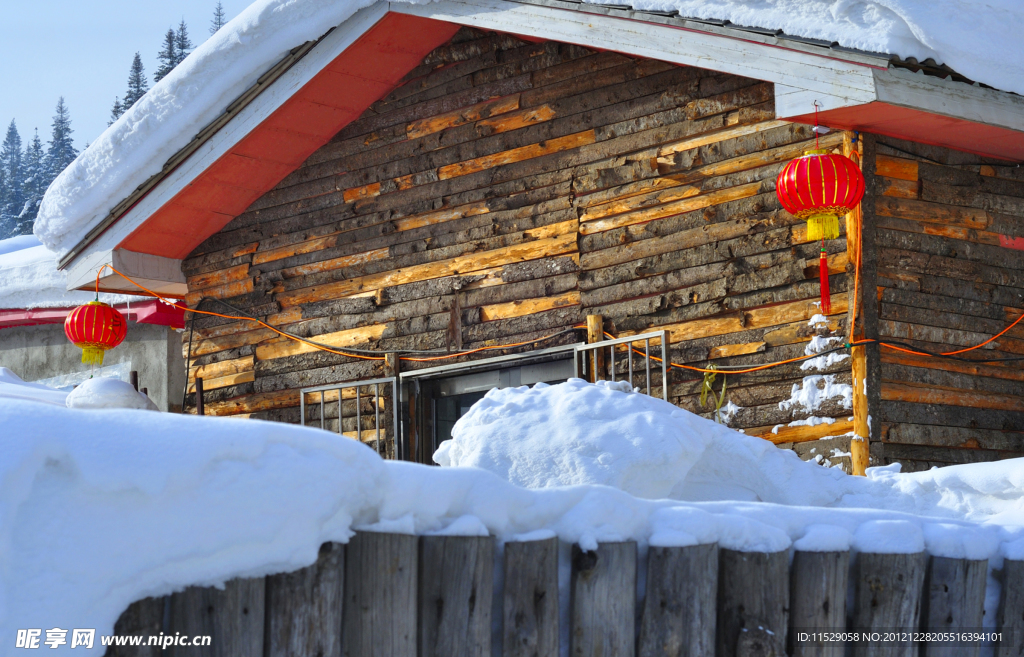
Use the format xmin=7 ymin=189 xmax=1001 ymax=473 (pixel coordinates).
xmin=882 ymin=422 xmax=1024 ymax=452
xmin=275 ymin=232 xmax=578 ymax=307
xmin=406 ymin=94 xmax=521 ymax=139
xmin=881 ymin=382 xmax=1024 ymax=412
xmin=875 ymin=154 xmax=919 ymax=181
xmin=747 ymin=418 xmax=855 ymax=444
xmin=880 ymin=349 xmax=1024 ymax=382
xmin=479 ymin=290 xmax=580 ymax=322
xmin=188 ymin=371 xmax=255 ymax=394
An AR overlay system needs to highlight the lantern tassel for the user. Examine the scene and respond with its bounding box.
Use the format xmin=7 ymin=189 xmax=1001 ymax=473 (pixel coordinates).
xmin=81 ymin=346 xmax=106 ymax=367
xmin=819 ymin=245 xmax=831 ymax=314
xmin=807 ymin=214 xmax=841 ymax=241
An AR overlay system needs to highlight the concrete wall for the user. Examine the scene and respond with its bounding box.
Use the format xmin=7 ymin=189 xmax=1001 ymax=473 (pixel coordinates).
xmin=0 ymin=322 xmax=187 ymax=412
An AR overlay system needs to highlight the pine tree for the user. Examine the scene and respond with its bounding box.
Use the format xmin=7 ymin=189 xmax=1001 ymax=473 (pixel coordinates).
xmin=108 ymin=97 xmax=124 ymax=125
xmin=45 ymin=98 xmax=78 ymax=183
xmin=123 ymin=53 xmax=149 ymax=109
xmin=210 ymin=2 xmax=226 ymax=34
xmin=0 ymin=120 xmax=25 ymax=224
xmin=175 ymin=19 xmax=194 ymax=65
xmin=154 ymin=29 xmax=177 ymax=83
xmin=20 ymin=129 xmax=46 ymax=220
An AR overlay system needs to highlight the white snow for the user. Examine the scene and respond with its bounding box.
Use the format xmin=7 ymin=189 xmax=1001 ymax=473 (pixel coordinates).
xmin=0 ymin=237 xmax=141 ymax=310
xmin=33 ymin=0 xmax=1024 ymax=261
xmin=0 ymin=368 xmax=68 ymax=407
xmin=1 ymin=377 xmax=1023 ymax=653
xmin=779 ymin=374 xmax=853 ymax=414
xmin=65 ymin=377 xmax=159 ymax=411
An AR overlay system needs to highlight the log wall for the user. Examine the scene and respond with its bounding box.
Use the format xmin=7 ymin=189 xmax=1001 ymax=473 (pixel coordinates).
xmin=179 ymin=27 xmax=859 ymax=462
xmin=864 ymin=136 xmax=1024 ymax=471
xmin=178 ymin=26 xmax=1023 ymax=470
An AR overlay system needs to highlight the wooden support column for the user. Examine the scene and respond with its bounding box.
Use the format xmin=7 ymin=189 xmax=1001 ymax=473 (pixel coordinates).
xmin=419 ymin=535 xmax=494 ymax=657
xmin=790 ymin=550 xmax=850 ymax=657
xmin=717 ymin=549 xmax=789 ymax=657
xmin=998 ymin=559 xmax=1024 ymax=657
xmin=170 ymin=577 xmax=265 ymax=657
xmin=921 ymin=556 xmax=987 ymax=657
xmin=586 ymin=314 xmax=605 ymax=383
xmin=846 ymin=132 xmax=879 ymax=476
xmin=851 ymin=551 xmax=927 ymax=657
xmin=385 ymin=353 xmax=401 ymax=460
xmin=342 ymin=531 xmax=418 ymax=657
xmin=107 ymin=597 xmax=165 ymax=657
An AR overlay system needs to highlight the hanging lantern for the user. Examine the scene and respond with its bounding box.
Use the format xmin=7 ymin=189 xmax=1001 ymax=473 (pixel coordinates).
xmin=64 ymin=301 xmax=127 ymax=366
xmin=776 ymin=149 xmax=865 ymax=241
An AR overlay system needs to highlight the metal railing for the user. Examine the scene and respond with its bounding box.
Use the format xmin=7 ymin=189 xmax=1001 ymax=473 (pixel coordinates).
xmin=300 ymin=377 xmax=400 ymax=458
xmin=574 ymin=330 xmax=670 ymax=401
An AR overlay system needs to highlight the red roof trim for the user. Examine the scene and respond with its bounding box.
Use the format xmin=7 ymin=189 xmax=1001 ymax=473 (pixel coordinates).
xmin=0 ymin=300 xmax=186 ymax=330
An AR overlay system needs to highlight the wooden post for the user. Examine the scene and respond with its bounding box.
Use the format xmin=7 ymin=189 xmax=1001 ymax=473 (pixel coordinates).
xmin=195 ymin=377 xmax=205 ymax=416
xmin=107 ymin=596 xmax=165 ymax=657
xmin=638 ymin=543 xmax=717 ymax=657
xmin=790 ymin=550 xmax=850 ymax=657
xmin=140 ymin=387 xmax=148 ymax=397
xmin=385 ymin=352 xmax=401 ymax=459
xmin=586 ymin=314 xmax=605 ymax=382
xmin=851 ymin=551 xmax=927 ymax=657
xmin=169 ymin=577 xmax=265 ymax=657
xmin=998 ymin=559 xmax=1024 ymax=657
xmin=570 ymin=541 xmax=636 ymax=657
xmin=921 ymin=556 xmax=987 ymax=657
xmin=342 ymin=531 xmax=417 ymax=657
xmin=130 ymin=370 xmax=139 ymax=391
xmin=419 ymin=535 xmax=493 ymax=657
xmin=504 ymin=537 xmax=559 ymax=657
xmin=716 ymin=549 xmax=789 ymax=657
xmin=844 ymin=132 xmax=869 ymax=476
xmin=265 ymin=542 xmax=345 ymax=657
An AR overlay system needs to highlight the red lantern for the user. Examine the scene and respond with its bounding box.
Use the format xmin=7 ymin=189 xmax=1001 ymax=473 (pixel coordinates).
xmin=776 ymin=149 xmax=865 ymax=313
xmin=776 ymin=149 xmax=865 ymax=241
xmin=64 ymin=301 xmax=127 ymax=366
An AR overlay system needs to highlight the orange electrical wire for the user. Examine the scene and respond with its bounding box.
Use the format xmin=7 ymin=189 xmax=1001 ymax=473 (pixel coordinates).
xmin=96 ymin=265 xmax=573 ymax=364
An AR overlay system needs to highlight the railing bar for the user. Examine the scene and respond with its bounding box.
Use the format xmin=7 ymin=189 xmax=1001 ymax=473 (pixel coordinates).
xmin=356 ymin=386 xmax=362 ymax=445
xmin=320 ymin=390 xmax=325 ymax=431
xmin=338 ymin=391 xmax=343 ymax=436
xmin=375 ymin=382 xmax=381 ymax=455
xmin=628 ymin=345 xmax=633 ymax=390
xmin=300 ymin=390 xmax=305 ymax=427
xmin=645 ymin=339 xmax=651 ymax=396
xmin=392 ymin=379 xmax=400 ymax=462
xmin=661 ymin=330 xmax=670 ymax=402
xmin=609 ymin=344 xmax=615 ymax=382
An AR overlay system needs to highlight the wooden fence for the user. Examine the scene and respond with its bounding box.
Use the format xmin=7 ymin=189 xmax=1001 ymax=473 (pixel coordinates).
xmin=107 ymin=532 xmax=1024 ymax=657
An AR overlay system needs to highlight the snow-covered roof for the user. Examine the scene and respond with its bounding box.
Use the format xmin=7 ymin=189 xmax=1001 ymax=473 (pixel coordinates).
xmin=0 ymin=236 xmax=141 ymax=310
xmin=34 ymin=0 xmax=1024 ymax=261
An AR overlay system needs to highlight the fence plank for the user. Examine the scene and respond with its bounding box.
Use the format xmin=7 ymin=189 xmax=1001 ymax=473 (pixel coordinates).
xmin=503 ymin=537 xmax=560 ymax=657
xmin=638 ymin=543 xmax=717 ymax=657
xmin=265 ymin=542 xmax=345 ymax=657
xmin=570 ymin=541 xmax=637 ymax=657
xmin=169 ymin=578 xmax=265 ymax=657
xmin=342 ymin=531 xmax=418 ymax=657
xmin=716 ymin=549 xmax=789 ymax=657
xmin=851 ymin=551 xmax=927 ymax=657
xmin=419 ymin=535 xmax=494 ymax=657
xmin=998 ymin=559 xmax=1024 ymax=657
xmin=790 ymin=551 xmax=850 ymax=657
xmin=921 ymin=556 xmax=987 ymax=657
xmin=107 ymin=596 xmax=166 ymax=657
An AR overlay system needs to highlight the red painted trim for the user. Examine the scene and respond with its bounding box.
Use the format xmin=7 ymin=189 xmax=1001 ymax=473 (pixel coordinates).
xmin=117 ymin=13 xmax=461 ymax=260
xmin=999 ymin=234 xmax=1024 ymax=251
xmin=784 ymin=101 xmax=1024 ymax=163
xmin=0 ymin=300 xmax=185 ymax=330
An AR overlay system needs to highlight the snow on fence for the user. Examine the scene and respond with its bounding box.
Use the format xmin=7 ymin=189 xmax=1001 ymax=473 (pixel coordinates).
xmin=107 ymin=533 xmax=1024 ymax=657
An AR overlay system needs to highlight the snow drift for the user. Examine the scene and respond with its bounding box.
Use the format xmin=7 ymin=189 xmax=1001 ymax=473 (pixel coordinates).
xmin=34 ymin=0 xmax=1024 ymax=260
xmin=1 ymin=377 xmax=1023 ymax=653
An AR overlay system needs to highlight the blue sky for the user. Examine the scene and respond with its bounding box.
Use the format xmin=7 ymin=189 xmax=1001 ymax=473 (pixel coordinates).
xmin=0 ymin=0 xmax=252 ymax=150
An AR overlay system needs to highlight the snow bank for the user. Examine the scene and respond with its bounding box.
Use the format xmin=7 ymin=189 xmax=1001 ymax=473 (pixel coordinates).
xmin=0 ymin=237 xmax=141 ymax=309
xmin=65 ymin=377 xmax=158 ymax=411
xmin=34 ymin=0 xmax=1024 ymax=260
xmin=1 ymin=382 xmax=1022 ymax=652
xmin=0 ymin=368 xmax=68 ymax=407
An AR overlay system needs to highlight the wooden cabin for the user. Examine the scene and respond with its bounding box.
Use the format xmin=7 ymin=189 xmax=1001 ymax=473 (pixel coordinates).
xmin=58 ymin=1 xmax=1024 ymax=473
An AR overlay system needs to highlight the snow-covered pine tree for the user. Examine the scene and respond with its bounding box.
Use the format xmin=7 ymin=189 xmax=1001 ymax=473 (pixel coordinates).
xmin=0 ymin=120 xmax=25 ymax=235
xmin=18 ymin=129 xmax=45 ymax=227
xmin=45 ymin=98 xmax=78 ymax=183
xmin=108 ymin=97 xmax=124 ymax=125
xmin=123 ymin=53 xmax=149 ymax=110
xmin=210 ymin=2 xmax=227 ymax=34
xmin=154 ymin=29 xmax=177 ymax=83
xmin=175 ymin=20 xmax=194 ymax=65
